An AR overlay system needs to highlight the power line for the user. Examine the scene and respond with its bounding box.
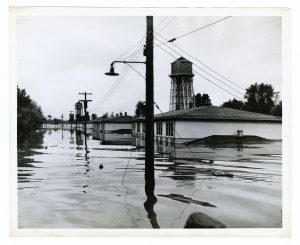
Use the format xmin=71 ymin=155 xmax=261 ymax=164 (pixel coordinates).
xmin=101 ymin=46 xmax=144 ymax=103
xmin=115 ymin=33 xmax=146 ymax=61
xmin=155 ymin=16 xmax=169 ymax=30
xmin=155 ymin=31 xmax=245 ymax=91
xmin=153 ymin=102 xmax=198 ymax=162
xmin=156 ymin=16 xmax=176 ymax=33
xmin=153 ymin=16 xmax=231 ymax=48
xmin=96 ymin=38 xmax=145 ymax=107
xmin=93 ymin=39 xmax=145 ymax=111
xmin=115 ymin=15 xmax=167 ymax=62
xmin=174 ymin=16 xmax=231 ymax=41
xmin=155 ymin=43 xmax=244 ymax=101
xmin=127 ymin=63 xmax=145 ymax=79
xmin=154 ymin=36 xmax=244 ymax=96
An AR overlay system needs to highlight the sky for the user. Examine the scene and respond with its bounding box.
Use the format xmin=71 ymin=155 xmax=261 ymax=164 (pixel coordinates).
xmin=16 ymin=11 xmax=282 ymax=119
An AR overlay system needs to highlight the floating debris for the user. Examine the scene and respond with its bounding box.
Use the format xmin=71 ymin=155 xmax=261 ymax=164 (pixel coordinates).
xmin=158 ymin=193 xmax=216 ymax=208
xmin=211 ymin=170 xmax=233 ymax=178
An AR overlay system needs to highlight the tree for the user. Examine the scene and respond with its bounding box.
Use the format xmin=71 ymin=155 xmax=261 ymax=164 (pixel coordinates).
xmin=244 ymin=83 xmax=275 ymax=114
xmin=135 ymin=101 xmax=146 ymax=117
xmin=222 ymin=99 xmax=244 ymax=110
xmin=17 ymin=86 xmax=44 ymax=140
xmin=101 ymin=112 xmax=109 ymax=119
xmin=221 ymin=83 xmax=281 ymax=116
xmin=194 ymin=93 xmax=212 ymax=107
xmin=271 ymin=100 xmax=282 ymax=117
xmin=109 ymin=112 xmax=115 ymax=118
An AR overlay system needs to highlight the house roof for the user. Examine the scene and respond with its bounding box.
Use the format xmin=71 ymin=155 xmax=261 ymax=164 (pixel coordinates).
xmin=154 ymin=106 xmax=282 ymax=122
xmin=93 ymin=116 xmax=134 ymax=124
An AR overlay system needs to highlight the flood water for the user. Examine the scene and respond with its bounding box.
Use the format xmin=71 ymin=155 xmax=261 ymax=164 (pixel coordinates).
xmin=18 ymin=128 xmax=282 ymax=228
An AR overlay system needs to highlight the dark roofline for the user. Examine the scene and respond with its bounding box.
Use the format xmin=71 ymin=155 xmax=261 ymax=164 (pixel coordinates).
xmin=154 ymin=117 xmax=282 ymax=123
xmin=92 ymin=116 xmax=134 ymax=124
xmin=132 ymin=106 xmax=282 ymax=123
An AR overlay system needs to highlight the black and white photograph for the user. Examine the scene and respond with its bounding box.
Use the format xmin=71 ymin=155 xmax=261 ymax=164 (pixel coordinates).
xmin=10 ymin=7 xmax=290 ymax=236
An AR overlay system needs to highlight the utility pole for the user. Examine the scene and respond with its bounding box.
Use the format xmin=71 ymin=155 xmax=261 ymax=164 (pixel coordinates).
xmin=79 ymin=92 xmax=92 ymax=136
xmin=69 ymin=111 xmax=74 ymax=129
xmin=61 ymin=114 xmax=64 ymax=130
xmin=145 ymin=16 xmax=155 ymax=198
xmin=104 ymin=16 xmax=156 ymax=209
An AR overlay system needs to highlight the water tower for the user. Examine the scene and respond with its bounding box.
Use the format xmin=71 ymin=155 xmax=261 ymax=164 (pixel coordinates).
xmin=75 ymin=101 xmax=83 ymax=121
xmin=169 ymin=57 xmax=195 ymax=111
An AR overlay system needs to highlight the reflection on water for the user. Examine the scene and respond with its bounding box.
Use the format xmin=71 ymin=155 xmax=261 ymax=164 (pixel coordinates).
xmin=18 ymin=128 xmax=282 ymax=228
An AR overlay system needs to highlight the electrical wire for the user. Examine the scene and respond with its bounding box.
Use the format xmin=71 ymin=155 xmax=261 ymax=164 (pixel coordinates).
xmin=169 ymin=16 xmax=231 ymax=42
xmin=115 ymin=33 xmax=146 ymax=61
xmin=97 ymin=35 xmax=146 ymax=107
xmin=154 ymin=31 xmax=245 ymax=92
xmin=126 ymin=63 xmax=145 ymax=79
xmin=156 ymin=16 xmax=176 ymax=33
xmin=93 ymin=39 xmax=145 ymax=111
xmin=154 ymin=36 xmax=245 ymax=97
xmin=153 ymin=102 xmax=201 ymax=163
xmin=155 ymin=16 xmax=169 ymax=30
xmin=155 ymin=42 xmax=244 ymax=101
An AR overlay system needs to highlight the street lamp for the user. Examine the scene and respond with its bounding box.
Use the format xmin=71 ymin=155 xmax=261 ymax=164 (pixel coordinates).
xmin=105 ymin=61 xmax=146 ymax=76
xmin=105 ymin=17 xmax=157 ymax=227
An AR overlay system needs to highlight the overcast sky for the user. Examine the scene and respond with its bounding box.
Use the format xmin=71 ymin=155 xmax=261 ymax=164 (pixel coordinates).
xmin=16 ymin=13 xmax=282 ymax=119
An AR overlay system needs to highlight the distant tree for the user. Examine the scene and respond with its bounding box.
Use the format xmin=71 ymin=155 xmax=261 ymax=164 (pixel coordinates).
xmin=101 ymin=112 xmax=109 ymax=119
xmin=52 ymin=118 xmax=61 ymax=125
xmin=243 ymin=83 xmax=276 ymax=114
xmin=109 ymin=112 xmax=115 ymax=118
xmin=47 ymin=115 xmax=52 ymax=120
xmin=221 ymin=83 xmax=281 ymax=115
xmin=271 ymin=100 xmax=282 ymax=117
xmin=91 ymin=114 xmax=97 ymax=120
xmin=17 ymin=86 xmax=44 ymax=140
xmin=222 ymin=99 xmax=244 ymax=110
xmin=194 ymin=93 xmax=212 ymax=107
xmin=135 ymin=101 xmax=146 ymax=117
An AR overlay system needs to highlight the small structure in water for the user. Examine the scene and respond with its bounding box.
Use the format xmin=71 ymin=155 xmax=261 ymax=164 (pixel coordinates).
xmin=92 ymin=112 xmax=133 ymax=145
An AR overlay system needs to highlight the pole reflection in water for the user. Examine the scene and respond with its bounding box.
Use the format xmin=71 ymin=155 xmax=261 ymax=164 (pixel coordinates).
xmin=76 ymin=130 xmax=83 ymax=149
xmin=144 ymin=168 xmax=160 ymax=229
xmin=70 ymin=129 xmax=74 ymax=144
xmin=84 ymin=132 xmax=90 ymax=164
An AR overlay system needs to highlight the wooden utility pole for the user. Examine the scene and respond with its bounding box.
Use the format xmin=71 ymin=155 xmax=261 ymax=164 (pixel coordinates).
xmin=79 ymin=92 xmax=92 ymax=136
xmin=145 ymin=16 xmax=155 ymax=198
xmin=61 ymin=114 xmax=64 ymax=130
xmin=69 ymin=111 xmax=74 ymax=129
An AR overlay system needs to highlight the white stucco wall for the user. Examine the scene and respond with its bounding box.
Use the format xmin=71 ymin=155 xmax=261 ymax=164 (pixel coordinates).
xmin=174 ymin=120 xmax=282 ymax=140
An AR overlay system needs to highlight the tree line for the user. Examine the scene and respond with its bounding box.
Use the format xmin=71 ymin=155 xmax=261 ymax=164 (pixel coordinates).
xmin=134 ymin=83 xmax=282 ymax=117
xmin=17 ymin=86 xmax=45 ymax=140
xmin=221 ymin=83 xmax=282 ymax=117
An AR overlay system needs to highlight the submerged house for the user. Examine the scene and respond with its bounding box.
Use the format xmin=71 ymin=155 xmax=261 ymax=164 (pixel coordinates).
xmin=93 ymin=113 xmax=133 ymax=145
xmin=132 ymin=105 xmax=282 ymax=147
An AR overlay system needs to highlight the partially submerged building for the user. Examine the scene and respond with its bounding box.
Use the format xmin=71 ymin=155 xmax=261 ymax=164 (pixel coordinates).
xmin=133 ymin=105 xmax=282 ymax=147
xmin=93 ymin=113 xmax=133 ymax=145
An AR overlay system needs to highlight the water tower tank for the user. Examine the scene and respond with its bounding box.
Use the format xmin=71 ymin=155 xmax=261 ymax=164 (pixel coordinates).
xmin=170 ymin=57 xmax=194 ymax=77
xmin=169 ymin=57 xmax=195 ymax=111
xmin=75 ymin=101 xmax=83 ymax=116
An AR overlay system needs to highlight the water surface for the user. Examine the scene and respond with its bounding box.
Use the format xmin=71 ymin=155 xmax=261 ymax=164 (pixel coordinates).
xmin=18 ymin=129 xmax=282 ymax=228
